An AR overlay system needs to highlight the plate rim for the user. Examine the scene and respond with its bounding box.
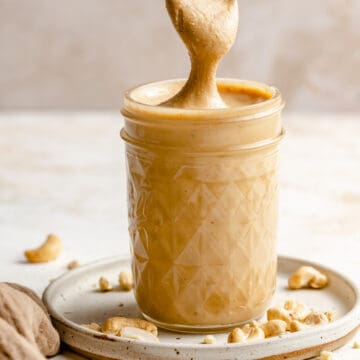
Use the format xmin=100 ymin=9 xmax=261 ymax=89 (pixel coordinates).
xmin=43 ymin=255 xmax=360 ymax=351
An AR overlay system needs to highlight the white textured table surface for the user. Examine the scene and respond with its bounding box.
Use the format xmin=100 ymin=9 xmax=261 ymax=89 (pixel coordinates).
xmin=0 ymin=112 xmax=359 ymax=359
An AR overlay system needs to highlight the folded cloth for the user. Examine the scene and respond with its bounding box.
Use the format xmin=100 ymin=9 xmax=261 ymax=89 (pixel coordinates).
xmin=0 ymin=283 xmax=60 ymax=359
xmin=0 ymin=318 xmax=45 ymax=360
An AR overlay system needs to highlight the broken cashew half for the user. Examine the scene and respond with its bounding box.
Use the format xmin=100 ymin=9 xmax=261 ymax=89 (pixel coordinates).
xmin=228 ymin=321 xmax=265 ymax=343
xmin=121 ymin=327 xmax=159 ymax=343
xmin=119 ymin=271 xmax=134 ymax=291
xmin=319 ymin=351 xmax=333 ymax=360
xmin=267 ymin=299 xmax=311 ymax=328
xmin=227 ymin=327 xmax=247 ymax=343
xmin=303 ymin=312 xmax=331 ymax=326
xmin=102 ymin=317 xmax=158 ymax=337
xmin=82 ymin=319 xmax=158 ymax=343
xmin=267 ymin=300 xmax=333 ymax=333
xmin=289 ymin=320 xmax=308 ymax=333
xmin=261 ymin=320 xmax=287 ymax=338
xmin=24 ymin=234 xmax=62 ymax=263
xmin=202 ymin=335 xmax=216 ymax=344
xmin=82 ymin=323 xmax=101 ymax=332
xmin=67 ymin=260 xmax=80 ymax=270
xmin=98 ymin=277 xmax=113 ymax=292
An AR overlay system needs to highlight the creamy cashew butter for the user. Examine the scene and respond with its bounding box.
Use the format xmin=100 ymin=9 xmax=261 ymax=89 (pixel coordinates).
xmin=121 ymin=0 xmax=284 ymax=332
xmin=162 ymin=0 xmax=238 ymax=109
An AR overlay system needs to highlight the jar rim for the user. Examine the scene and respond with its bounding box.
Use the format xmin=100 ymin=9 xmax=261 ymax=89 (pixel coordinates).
xmin=121 ymin=127 xmax=285 ymax=154
xmin=122 ymin=78 xmax=284 ymax=123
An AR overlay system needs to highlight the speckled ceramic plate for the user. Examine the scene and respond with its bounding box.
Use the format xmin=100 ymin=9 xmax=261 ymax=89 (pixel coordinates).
xmin=43 ymin=256 xmax=360 ymax=360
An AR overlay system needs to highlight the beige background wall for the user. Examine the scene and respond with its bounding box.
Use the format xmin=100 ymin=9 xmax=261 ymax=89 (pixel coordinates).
xmin=0 ymin=0 xmax=359 ymax=112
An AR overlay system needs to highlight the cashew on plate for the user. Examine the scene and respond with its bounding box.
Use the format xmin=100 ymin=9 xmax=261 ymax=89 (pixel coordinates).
xmin=288 ymin=266 xmax=328 ymax=290
xmin=228 ymin=321 xmax=265 ymax=343
xmin=82 ymin=316 xmax=159 ymax=343
xmin=119 ymin=271 xmax=134 ymax=291
xmin=102 ymin=317 xmax=158 ymax=336
xmin=98 ymin=277 xmax=113 ymax=292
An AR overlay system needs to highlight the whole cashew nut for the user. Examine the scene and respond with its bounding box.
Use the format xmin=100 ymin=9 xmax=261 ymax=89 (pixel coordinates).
xmin=288 ymin=266 xmax=328 ymax=289
xmin=24 ymin=234 xmax=62 ymax=263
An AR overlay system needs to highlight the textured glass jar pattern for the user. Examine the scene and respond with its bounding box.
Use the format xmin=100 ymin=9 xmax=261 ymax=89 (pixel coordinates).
xmin=125 ymin=142 xmax=280 ymax=327
xmin=121 ymin=79 xmax=284 ymax=331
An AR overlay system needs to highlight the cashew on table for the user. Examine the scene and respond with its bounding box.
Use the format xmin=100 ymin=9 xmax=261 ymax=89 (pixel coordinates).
xmin=24 ymin=234 xmax=62 ymax=263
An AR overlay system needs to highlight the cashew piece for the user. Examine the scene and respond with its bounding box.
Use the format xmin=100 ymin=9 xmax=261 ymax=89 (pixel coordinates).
xmin=227 ymin=327 xmax=246 ymax=343
xmin=268 ymin=300 xmax=312 ymax=331
xmin=202 ymin=335 xmax=216 ymax=344
xmin=283 ymin=299 xmax=311 ymax=320
xmin=228 ymin=321 xmax=265 ymax=343
xmin=242 ymin=321 xmax=265 ymax=342
xmin=82 ymin=320 xmax=159 ymax=342
xmin=319 ymin=351 xmax=333 ymax=360
xmin=289 ymin=320 xmax=308 ymax=333
xmin=120 ymin=327 xmax=159 ymax=343
xmin=24 ymin=234 xmax=62 ymax=263
xmin=67 ymin=260 xmax=80 ymax=270
xmin=324 ymin=311 xmax=334 ymax=322
xmin=266 ymin=300 xmax=333 ymax=336
xmin=99 ymin=277 xmax=113 ymax=292
xmin=101 ymin=317 xmax=158 ymax=336
xmin=119 ymin=271 xmax=134 ymax=291
xmin=261 ymin=320 xmax=287 ymax=338
xmin=267 ymin=306 xmax=292 ymax=324
xmin=82 ymin=323 xmax=101 ymax=332
xmin=303 ymin=312 xmax=330 ymax=326
xmin=288 ymin=266 xmax=328 ymax=289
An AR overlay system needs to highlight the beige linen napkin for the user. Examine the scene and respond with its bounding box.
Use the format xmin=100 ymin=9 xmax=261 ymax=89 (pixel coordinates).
xmin=0 ymin=283 xmax=60 ymax=359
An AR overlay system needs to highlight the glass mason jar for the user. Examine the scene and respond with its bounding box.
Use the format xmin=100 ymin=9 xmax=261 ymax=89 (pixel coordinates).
xmin=121 ymin=79 xmax=284 ymax=333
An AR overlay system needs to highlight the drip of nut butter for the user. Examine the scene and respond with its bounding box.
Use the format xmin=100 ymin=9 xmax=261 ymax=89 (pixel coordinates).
xmin=161 ymin=0 xmax=239 ymax=109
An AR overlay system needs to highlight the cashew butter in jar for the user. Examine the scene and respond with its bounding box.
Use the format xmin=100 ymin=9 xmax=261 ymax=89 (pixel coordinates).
xmin=120 ymin=0 xmax=285 ymax=332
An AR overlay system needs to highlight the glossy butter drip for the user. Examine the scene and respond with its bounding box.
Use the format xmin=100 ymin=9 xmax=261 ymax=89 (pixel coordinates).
xmin=161 ymin=0 xmax=239 ymax=109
